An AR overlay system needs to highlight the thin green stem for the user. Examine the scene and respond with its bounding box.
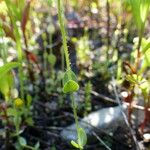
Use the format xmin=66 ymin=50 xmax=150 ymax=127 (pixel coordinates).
xmin=136 ymin=25 xmax=144 ymax=72
xmin=61 ymin=47 xmax=65 ymax=71
xmin=57 ymin=0 xmax=71 ymax=70
xmin=15 ymin=31 xmax=24 ymax=100
xmin=71 ymin=94 xmax=79 ymax=130
xmin=71 ymin=94 xmax=82 ymax=150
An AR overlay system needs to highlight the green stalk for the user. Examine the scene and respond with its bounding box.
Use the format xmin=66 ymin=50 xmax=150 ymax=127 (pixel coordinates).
xmin=71 ymin=94 xmax=82 ymax=150
xmin=57 ymin=0 xmax=71 ymax=70
xmin=57 ymin=1 xmax=83 ymax=149
xmin=61 ymin=47 xmax=65 ymax=71
xmin=15 ymin=28 xmax=24 ymax=100
xmin=136 ymin=24 xmax=144 ymax=71
xmin=71 ymin=94 xmax=79 ymax=130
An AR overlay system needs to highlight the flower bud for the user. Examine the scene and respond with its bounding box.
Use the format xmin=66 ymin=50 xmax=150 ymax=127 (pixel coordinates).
xmin=14 ymin=98 xmax=24 ymax=108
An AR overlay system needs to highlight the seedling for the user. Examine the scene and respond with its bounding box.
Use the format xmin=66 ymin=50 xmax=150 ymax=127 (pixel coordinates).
xmin=57 ymin=0 xmax=87 ymax=149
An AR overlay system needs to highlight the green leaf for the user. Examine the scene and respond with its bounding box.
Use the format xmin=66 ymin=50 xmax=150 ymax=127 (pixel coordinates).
xmin=130 ymin=0 xmax=150 ymax=31
xmin=7 ymin=108 xmax=17 ymax=117
xmin=25 ymin=117 xmax=34 ymax=126
xmin=19 ymin=137 xmax=27 ymax=146
xmin=63 ymin=70 xmax=79 ymax=93
xmin=126 ymin=75 xmax=137 ymax=84
xmin=63 ymin=70 xmax=77 ymax=84
xmin=71 ymin=140 xmax=80 ymax=149
xmin=0 ymin=62 xmax=20 ymax=79
xmin=27 ymin=94 xmax=32 ymax=107
xmin=0 ymin=72 xmax=14 ymax=100
xmin=78 ymin=128 xmax=87 ymax=148
xmin=63 ymin=80 xmax=79 ymax=93
xmin=143 ymin=42 xmax=150 ymax=54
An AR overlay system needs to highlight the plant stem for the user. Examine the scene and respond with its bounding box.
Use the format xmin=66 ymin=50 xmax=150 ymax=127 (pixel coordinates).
xmin=71 ymin=94 xmax=82 ymax=150
xmin=16 ymin=36 xmax=24 ymax=100
xmin=57 ymin=0 xmax=71 ymax=70
xmin=71 ymin=94 xmax=79 ymax=129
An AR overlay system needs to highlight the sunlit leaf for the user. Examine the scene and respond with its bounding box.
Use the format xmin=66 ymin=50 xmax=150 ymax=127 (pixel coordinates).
xmin=71 ymin=140 xmax=80 ymax=149
xmin=0 ymin=62 xmax=20 ymax=79
xmin=78 ymin=128 xmax=87 ymax=148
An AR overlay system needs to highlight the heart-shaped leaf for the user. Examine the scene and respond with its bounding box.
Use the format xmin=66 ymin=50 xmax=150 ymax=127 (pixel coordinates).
xmin=63 ymin=70 xmax=79 ymax=93
xmin=63 ymin=80 xmax=79 ymax=93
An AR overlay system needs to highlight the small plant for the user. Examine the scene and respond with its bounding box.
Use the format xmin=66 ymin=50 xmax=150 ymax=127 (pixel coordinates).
xmin=57 ymin=0 xmax=87 ymax=149
xmin=123 ymin=0 xmax=150 ymax=132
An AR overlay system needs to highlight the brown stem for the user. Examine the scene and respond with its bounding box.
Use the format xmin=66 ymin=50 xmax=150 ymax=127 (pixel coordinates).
xmin=136 ymin=35 xmax=142 ymax=72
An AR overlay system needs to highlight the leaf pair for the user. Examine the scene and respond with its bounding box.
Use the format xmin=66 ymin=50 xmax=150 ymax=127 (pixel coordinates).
xmin=71 ymin=128 xmax=87 ymax=149
xmin=63 ymin=70 xmax=79 ymax=93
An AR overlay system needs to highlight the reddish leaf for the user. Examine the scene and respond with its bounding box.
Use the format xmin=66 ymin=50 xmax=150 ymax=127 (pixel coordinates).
xmin=25 ymin=50 xmax=38 ymax=63
xmin=21 ymin=0 xmax=31 ymax=33
xmin=123 ymin=61 xmax=137 ymax=74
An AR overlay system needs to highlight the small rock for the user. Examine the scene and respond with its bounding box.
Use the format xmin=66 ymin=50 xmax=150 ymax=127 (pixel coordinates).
xmin=61 ymin=105 xmax=127 ymax=142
